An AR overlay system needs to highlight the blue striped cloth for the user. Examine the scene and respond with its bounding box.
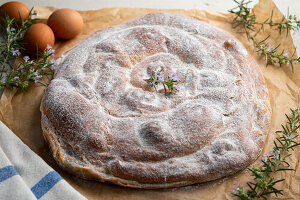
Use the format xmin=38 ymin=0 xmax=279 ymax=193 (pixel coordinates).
xmin=0 ymin=121 xmax=87 ymax=200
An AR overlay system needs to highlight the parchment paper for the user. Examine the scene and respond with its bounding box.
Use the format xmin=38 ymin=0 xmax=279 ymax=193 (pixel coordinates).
xmin=0 ymin=0 xmax=299 ymax=199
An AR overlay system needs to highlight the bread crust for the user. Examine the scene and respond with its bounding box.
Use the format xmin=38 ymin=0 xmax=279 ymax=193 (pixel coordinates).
xmin=41 ymin=13 xmax=271 ymax=188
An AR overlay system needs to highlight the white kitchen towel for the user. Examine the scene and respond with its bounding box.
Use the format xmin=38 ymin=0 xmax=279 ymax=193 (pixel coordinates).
xmin=0 ymin=121 xmax=87 ymax=200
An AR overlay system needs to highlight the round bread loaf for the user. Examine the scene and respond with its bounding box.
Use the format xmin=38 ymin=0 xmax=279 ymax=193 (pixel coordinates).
xmin=41 ymin=13 xmax=272 ymax=188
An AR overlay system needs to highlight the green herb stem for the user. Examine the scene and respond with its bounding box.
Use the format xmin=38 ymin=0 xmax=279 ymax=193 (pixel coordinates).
xmin=232 ymin=108 xmax=300 ymax=199
xmin=144 ymin=70 xmax=180 ymax=96
xmin=229 ymin=0 xmax=300 ymax=71
xmin=0 ymin=8 xmax=55 ymax=92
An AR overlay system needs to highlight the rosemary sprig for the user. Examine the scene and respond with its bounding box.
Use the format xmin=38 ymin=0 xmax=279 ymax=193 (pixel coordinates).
xmin=228 ymin=0 xmax=300 ymax=71
xmin=0 ymin=8 xmax=55 ymax=92
xmin=232 ymin=107 xmax=300 ymax=200
xmin=145 ymin=70 xmax=180 ymax=96
xmin=229 ymin=1 xmax=300 ymax=35
xmin=0 ymin=45 xmax=56 ymax=91
xmin=0 ymin=9 xmax=36 ymax=72
xmin=250 ymin=35 xmax=300 ymax=71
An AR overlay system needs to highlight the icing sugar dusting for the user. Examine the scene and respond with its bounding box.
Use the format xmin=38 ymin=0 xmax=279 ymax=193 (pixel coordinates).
xmin=41 ymin=13 xmax=271 ymax=188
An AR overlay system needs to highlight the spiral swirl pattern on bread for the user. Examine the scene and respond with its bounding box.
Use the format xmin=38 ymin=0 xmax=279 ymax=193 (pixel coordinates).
xmin=41 ymin=13 xmax=271 ymax=188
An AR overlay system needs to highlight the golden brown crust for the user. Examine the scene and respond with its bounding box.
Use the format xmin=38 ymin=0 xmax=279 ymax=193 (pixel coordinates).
xmin=41 ymin=13 xmax=271 ymax=188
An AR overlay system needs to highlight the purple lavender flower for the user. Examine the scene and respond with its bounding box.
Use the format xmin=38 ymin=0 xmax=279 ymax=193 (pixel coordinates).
xmin=14 ymin=76 xmax=19 ymax=81
xmin=152 ymin=70 xmax=164 ymax=83
xmin=7 ymin=27 xmax=15 ymax=32
xmin=46 ymin=44 xmax=55 ymax=54
xmin=170 ymin=74 xmax=179 ymax=81
xmin=231 ymin=186 xmax=239 ymax=194
xmin=232 ymin=184 xmax=244 ymax=193
xmin=50 ymin=59 xmax=56 ymax=66
xmin=158 ymin=75 xmax=164 ymax=82
xmin=270 ymin=150 xmax=281 ymax=160
xmin=12 ymin=49 xmax=21 ymax=56
xmin=274 ymin=150 xmax=281 ymax=159
xmin=34 ymin=77 xmax=40 ymax=83
xmin=154 ymin=71 xmax=159 ymax=80
xmin=50 ymin=58 xmax=56 ymax=64
xmin=285 ymin=134 xmax=293 ymax=140
xmin=150 ymin=81 xmax=155 ymax=86
xmin=33 ymin=71 xmax=41 ymax=83
xmin=283 ymin=52 xmax=289 ymax=58
xmin=23 ymin=56 xmax=30 ymax=62
xmin=19 ymin=32 xmax=24 ymax=39
xmin=267 ymin=47 xmax=275 ymax=52
xmin=259 ymin=155 xmax=270 ymax=164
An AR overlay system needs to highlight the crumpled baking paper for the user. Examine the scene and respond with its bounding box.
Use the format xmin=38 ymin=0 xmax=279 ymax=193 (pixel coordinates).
xmin=0 ymin=0 xmax=299 ymax=199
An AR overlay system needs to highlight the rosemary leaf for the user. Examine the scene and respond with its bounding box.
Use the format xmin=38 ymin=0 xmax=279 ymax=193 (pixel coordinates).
xmin=229 ymin=0 xmax=300 ymax=71
xmin=0 ymin=9 xmax=56 ymax=92
xmin=232 ymin=107 xmax=300 ymax=199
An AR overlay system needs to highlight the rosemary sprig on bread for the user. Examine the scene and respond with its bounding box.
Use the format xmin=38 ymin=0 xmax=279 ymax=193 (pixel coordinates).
xmin=145 ymin=70 xmax=180 ymax=96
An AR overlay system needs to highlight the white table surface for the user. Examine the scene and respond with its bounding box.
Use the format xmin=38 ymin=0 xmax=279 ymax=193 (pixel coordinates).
xmin=0 ymin=0 xmax=297 ymax=15
xmin=0 ymin=0 xmax=299 ymax=51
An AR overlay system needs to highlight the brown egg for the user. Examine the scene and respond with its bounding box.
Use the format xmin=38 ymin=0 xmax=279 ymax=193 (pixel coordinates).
xmin=47 ymin=8 xmax=83 ymax=39
xmin=0 ymin=1 xmax=30 ymax=22
xmin=23 ymin=23 xmax=55 ymax=56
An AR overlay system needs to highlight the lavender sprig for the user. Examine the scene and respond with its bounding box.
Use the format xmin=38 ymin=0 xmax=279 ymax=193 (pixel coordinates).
xmin=228 ymin=0 xmax=300 ymax=71
xmin=145 ymin=70 xmax=180 ymax=96
xmin=232 ymin=107 xmax=300 ymax=200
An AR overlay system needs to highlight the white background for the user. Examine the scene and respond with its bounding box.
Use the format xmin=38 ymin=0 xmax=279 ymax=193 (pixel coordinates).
xmin=0 ymin=0 xmax=298 ymax=16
